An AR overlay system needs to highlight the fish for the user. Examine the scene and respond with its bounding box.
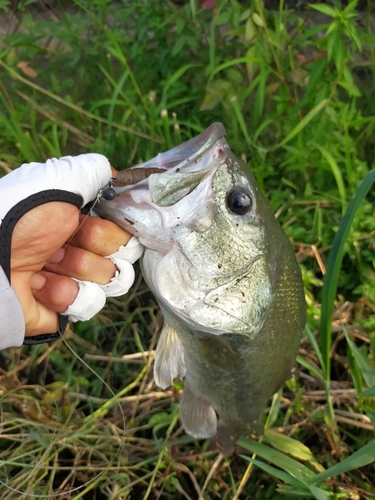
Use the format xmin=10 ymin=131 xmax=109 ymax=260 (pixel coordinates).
xmin=96 ymin=123 xmax=306 ymax=452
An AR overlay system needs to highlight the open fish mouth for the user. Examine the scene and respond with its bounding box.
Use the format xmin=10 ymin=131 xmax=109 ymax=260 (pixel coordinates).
xmin=112 ymin=122 xmax=226 ymax=188
xmin=95 ymin=123 xmax=230 ymax=251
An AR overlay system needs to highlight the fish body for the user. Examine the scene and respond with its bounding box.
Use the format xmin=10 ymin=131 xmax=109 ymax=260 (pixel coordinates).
xmin=96 ymin=123 xmax=305 ymax=449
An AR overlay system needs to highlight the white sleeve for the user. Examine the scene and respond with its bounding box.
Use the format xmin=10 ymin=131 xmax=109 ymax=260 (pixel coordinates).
xmin=0 ymin=267 xmax=25 ymax=350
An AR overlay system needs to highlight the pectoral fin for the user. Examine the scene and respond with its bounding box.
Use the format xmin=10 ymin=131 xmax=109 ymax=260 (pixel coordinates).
xmin=154 ymin=323 xmax=186 ymax=389
xmin=180 ymin=383 xmax=217 ymax=438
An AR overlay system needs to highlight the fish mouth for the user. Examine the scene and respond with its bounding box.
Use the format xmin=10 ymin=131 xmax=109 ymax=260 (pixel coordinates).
xmin=113 ymin=122 xmax=226 ymax=186
xmin=95 ymin=123 xmax=229 ymax=249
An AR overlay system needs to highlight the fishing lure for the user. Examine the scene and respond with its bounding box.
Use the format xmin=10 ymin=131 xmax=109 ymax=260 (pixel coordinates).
xmin=100 ymin=167 xmax=167 ymax=201
xmin=113 ymin=167 xmax=167 ymax=187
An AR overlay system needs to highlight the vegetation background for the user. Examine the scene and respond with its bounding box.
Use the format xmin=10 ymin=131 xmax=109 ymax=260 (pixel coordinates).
xmin=0 ymin=0 xmax=375 ymax=498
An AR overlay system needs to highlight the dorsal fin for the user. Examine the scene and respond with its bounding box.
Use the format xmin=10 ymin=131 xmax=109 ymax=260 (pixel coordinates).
xmin=154 ymin=323 xmax=186 ymax=389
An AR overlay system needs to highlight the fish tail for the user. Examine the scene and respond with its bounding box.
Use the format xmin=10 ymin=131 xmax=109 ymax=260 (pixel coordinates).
xmin=215 ymin=417 xmax=263 ymax=455
xmin=214 ymin=420 xmax=243 ymax=455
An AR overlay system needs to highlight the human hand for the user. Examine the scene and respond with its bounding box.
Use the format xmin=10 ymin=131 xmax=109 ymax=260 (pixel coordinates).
xmin=0 ymin=154 xmax=143 ymax=347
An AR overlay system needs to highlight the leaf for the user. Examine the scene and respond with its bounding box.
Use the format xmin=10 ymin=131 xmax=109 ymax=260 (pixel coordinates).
xmin=172 ymin=36 xmax=186 ymax=57
xmin=263 ymin=430 xmax=324 ymax=471
xmin=264 ymin=390 xmax=282 ymax=429
xmin=253 ymin=64 xmax=268 ymax=128
xmin=304 ymin=324 xmax=325 ymax=373
xmin=148 ymin=412 xmax=171 ymax=428
xmin=242 ymin=457 xmax=330 ymax=500
xmin=314 ymin=144 xmax=346 ymax=213
xmin=0 ymin=0 xmax=10 ymax=13
xmin=365 ymin=409 xmax=375 ymax=428
xmin=242 ymin=457 xmax=309 ymax=491
xmin=360 ymin=385 xmax=375 ymax=397
xmin=344 ymin=330 xmax=375 ymax=389
xmin=346 ymin=341 xmax=363 ymax=394
xmin=320 ymin=168 xmax=375 ymax=378
xmin=308 ymin=440 xmax=375 ymax=484
xmin=306 ymin=59 xmax=328 ymax=97
xmin=341 ymin=66 xmax=361 ymax=97
xmin=275 ymin=99 xmax=329 ymax=149
xmin=252 ymin=12 xmax=264 ymax=28
xmin=162 ymin=63 xmax=200 ymax=100
xmin=308 ymin=485 xmax=331 ymax=500
xmin=310 ymin=4 xmax=337 ymax=17
xmin=343 ymin=0 xmax=359 ymax=16
xmin=230 ymin=95 xmax=257 ymax=150
xmin=237 ymin=437 xmax=316 ymax=481
xmin=245 ymin=17 xmax=256 ymax=42
xmin=208 ymin=56 xmax=262 ymax=83
xmin=200 ymin=79 xmax=232 ymax=110
xmin=297 ymin=355 xmax=324 ymax=381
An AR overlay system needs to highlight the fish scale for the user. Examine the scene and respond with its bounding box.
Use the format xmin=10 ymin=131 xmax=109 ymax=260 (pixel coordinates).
xmin=96 ymin=123 xmax=306 ymax=453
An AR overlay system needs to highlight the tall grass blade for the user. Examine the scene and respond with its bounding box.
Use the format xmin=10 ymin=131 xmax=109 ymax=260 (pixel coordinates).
xmin=230 ymin=96 xmax=259 ymax=151
xmin=308 ymin=485 xmax=331 ymax=500
xmin=106 ymin=41 xmax=150 ymax=113
xmin=237 ymin=438 xmax=316 ymax=481
xmin=296 ymin=355 xmax=324 ymax=381
xmin=241 ymin=457 xmax=308 ymax=491
xmin=360 ymin=386 xmax=375 ymax=397
xmin=242 ymin=459 xmax=330 ymax=499
xmin=208 ymin=57 xmax=263 ymax=83
xmin=264 ymin=390 xmax=281 ymax=429
xmin=263 ymin=430 xmax=324 ymax=471
xmin=344 ymin=329 xmax=375 ymax=389
xmin=304 ymin=324 xmax=325 ymax=371
xmin=314 ymin=144 xmax=346 ymax=214
xmin=275 ymin=99 xmax=329 ymax=149
xmin=320 ymin=168 xmax=375 ymax=378
xmin=308 ymin=440 xmax=375 ymax=484
xmin=162 ymin=63 xmax=200 ymax=104
xmin=0 ymin=60 xmax=158 ymax=142
xmin=252 ymin=65 xmax=268 ymax=131
xmin=346 ymin=341 xmax=364 ymax=394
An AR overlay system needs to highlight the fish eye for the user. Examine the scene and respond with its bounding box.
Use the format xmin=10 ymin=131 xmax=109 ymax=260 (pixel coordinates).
xmin=226 ymin=187 xmax=252 ymax=215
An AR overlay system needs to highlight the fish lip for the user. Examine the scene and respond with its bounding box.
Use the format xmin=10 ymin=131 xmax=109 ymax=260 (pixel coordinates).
xmin=117 ymin=122 xmax=227 ymax=182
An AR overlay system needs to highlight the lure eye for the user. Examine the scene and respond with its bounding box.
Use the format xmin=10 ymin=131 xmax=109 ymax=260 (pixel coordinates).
xmin=226 ymin=187 xmax=252 ymax=215
xmin=102 ymin=187 xmax=117 ymax=200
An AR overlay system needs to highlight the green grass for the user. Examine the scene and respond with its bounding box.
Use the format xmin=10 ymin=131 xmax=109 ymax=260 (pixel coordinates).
xmin=1 ymin=0 xmax=375 ymax=498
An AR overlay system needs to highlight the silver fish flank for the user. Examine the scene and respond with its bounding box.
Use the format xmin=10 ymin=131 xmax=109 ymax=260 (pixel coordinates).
xmin=96 ymin=123 xmax=306 ymax=451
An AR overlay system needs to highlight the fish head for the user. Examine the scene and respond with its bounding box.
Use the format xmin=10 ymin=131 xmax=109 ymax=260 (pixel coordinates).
xmin=96 ymin=123 xmax=289 ymax=338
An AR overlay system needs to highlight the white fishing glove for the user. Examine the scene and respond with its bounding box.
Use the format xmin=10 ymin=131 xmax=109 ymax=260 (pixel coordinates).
xmin=0 ymin=153 xmax=143 ymax=347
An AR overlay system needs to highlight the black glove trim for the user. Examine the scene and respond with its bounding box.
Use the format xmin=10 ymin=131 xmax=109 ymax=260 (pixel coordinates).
xmin=23 ymin=316 xmax=70 ymax=345
xmin=0 ymin=189 xmax=83 ymax=345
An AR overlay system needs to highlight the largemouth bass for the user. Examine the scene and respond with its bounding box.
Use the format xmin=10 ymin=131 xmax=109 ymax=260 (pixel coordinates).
xmin=96 ymin=123 xmax=306 ymax=451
